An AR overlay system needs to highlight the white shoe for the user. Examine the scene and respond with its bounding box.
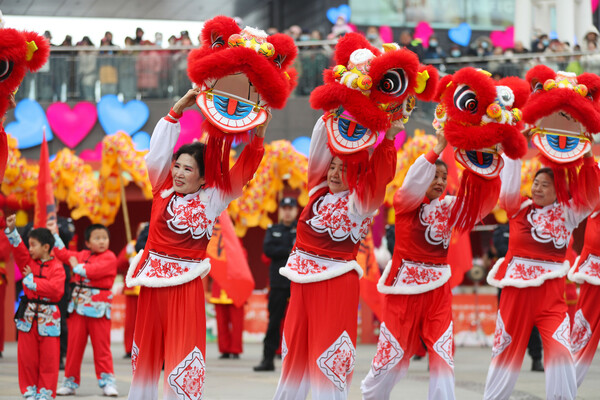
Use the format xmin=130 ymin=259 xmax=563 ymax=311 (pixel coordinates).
xmin=102 ymin=384 xmax=119 ymax=397
xmin=56 ymin=386 xmax=75 ymax=396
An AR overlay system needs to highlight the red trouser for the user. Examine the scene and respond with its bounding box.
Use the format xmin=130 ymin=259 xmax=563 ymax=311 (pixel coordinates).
xmin=361 ymin=283 xmax=455 ymax=400
xmin=124 ymin=295 xmax=138 ymax=354
xmin=64 ymin=312 xmax=114 ymax=386
xmin=128 ymin=277 xmax=206 ymax=400
xmin=215 ymin=303 xmax=244 ymax=355
xmin=571 ymin=283 xmax=600 ymax=387
xmin=484 ymin=278 xmax=576 ymax=400
xmin=18 ymin=320 xmax=60 ymax=398
xmin=273 ymin=272 xmax=359 ymax=400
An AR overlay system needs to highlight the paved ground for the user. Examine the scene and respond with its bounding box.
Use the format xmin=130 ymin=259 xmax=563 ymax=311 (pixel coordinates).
xmin=0 ymin=341 xmax=599 ymax=399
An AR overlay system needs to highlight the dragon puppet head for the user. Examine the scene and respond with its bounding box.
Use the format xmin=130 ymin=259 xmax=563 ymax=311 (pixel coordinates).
xmin=434 ymin=67 xmax=530 ymax=231
xmin=0 ymin=13 xmax=50 ymax=119
xmin=187 ymin=15 xmax=298 ymax=190
xmin=310 ymin=32 xmax=438 ymax=157
xmin=522 ymin=66 xmax=600 ymax=206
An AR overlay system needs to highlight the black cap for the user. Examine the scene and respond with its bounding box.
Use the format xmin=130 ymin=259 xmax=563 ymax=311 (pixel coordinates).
xmin=279 ymin=197 xmax=298 ymax=207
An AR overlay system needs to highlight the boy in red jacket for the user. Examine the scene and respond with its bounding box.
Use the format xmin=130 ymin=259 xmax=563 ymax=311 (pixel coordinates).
xmin=49 ymin=223 xmax=119 ymax=397
xmin=4 ymin=214 xmax=65 ymax=400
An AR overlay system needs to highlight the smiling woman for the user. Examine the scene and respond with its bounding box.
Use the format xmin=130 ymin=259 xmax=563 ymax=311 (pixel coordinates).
xmin=125 ymin=87 xmax=267 ymax=400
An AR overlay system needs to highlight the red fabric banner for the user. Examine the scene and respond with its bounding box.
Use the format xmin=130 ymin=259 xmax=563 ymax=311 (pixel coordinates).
xmin=207 ymin=210 xmax=255 ymax=307
xmin=34 ymin=131 xmax=56 ymax=229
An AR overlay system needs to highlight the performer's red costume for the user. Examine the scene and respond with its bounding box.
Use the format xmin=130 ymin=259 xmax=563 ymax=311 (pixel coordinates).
xmin=5 ymin=229 xmax=64 ymax=400
xmin=125 ymin=111 xmax=263 ymax=399
xmin=53 ymin=239 xmax=117 ymax=391
xmin=568 ymin=204 xmax=600 ymax=387
xmin=116 ymin=241 xmax=139 ymax=355
xmin=483 ymin=155 xmax=598 ymax=400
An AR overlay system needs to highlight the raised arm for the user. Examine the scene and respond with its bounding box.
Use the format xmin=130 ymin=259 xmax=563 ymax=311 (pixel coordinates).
xmin=307 ymin=117 xmax=334 ymax=193
xmin=355 ymin=121 xmax=405 ymax=215
xmin=146 ymin=88 xmax=201 ymax=192
xmin=394 ymin=129 xmax=447 ymax=214
xmin=498 ymin=153 xmax=523 ymax=218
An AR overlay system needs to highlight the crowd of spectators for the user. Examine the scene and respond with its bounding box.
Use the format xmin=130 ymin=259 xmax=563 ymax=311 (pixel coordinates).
xmin=16 ymin=21 xmax=600 ymax=103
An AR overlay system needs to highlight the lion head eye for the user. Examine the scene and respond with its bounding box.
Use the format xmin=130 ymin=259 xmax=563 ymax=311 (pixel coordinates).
xmin=378 ymin=69 xmax=408 ymax=96
xmin=0 ymin=60 xmax=13 ymax=82
xmin=210 ymin=32 xmax=224 ymax=48
xmin=454 ymin=85 xmax=478 ymax=114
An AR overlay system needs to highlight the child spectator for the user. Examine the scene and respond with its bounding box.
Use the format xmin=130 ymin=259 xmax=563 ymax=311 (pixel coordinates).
xmin=5 ymin=214 xmax=65 ymax=400
xmin=51 ymin=223 xmax=118 ymax=397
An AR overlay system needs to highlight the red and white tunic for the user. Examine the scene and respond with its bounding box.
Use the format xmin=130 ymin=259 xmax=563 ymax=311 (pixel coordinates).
xmin=126 ymin=109 xmax=264 ymax=288
xmin=487 ymin=155 xmax=596 ymax=288
xmin=569 ymin=211 xmax=600 ymax=285
xmin=279 ymin=118 xmax=397 ymax=284
xmin=378 ymin=150 xmax=454 ymax=295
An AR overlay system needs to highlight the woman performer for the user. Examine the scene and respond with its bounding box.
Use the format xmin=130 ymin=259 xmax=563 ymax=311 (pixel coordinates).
xmin=272 ymin=118 xmax=403 ymax=400
xmin=483 ymin=138 xmax=598 ymax=400
xmin=568 ymin=163 xmax=600 ymax=388
xmin=126 ymin=88 xmax=267 ymax=400
xmin=362 ymin=129 xmax=492 ymax=400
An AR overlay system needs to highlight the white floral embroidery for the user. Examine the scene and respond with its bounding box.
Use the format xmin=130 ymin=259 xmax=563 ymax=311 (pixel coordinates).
xmin=370 ymin=322 xmax=403 ymax=377
xmin=168 ymin=347 xmax=205 ymax=400
xmin=492 ymin=312 xmax=512 ymax=358
xmin=528 ymin=205 xmax=571 ymax=248
xmin=317 ymin=331 xmax=356 ymax=391
xmin=419 ymin=200 xmax=452 ymax=248
xmin=571 ymin=310 xmax=592 ymax=354
xmin=307 ymin=193 xmax=371 ymax=243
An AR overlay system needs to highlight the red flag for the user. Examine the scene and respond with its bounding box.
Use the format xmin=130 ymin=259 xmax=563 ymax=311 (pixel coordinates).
xmin=356 ymin=230 xmax=383 ymax=320
xmin=447 ymin=231 xmax=473 ymax=288
xmin=207 ymin=210 xmax=255 ymax=307
xmin=34 ymin=130 xmax=56 ymax=228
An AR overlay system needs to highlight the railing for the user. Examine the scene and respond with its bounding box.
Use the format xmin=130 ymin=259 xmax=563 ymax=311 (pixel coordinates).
xmin=16 ymin=42 xmax=600 ymax=104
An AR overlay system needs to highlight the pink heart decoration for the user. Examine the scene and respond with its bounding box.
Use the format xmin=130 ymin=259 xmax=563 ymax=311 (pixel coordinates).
xmin=414 ymin=21 xmax=434 ymax=49
xmin=47 ymin=102 xmax=97 ymax=148
xmin=176 ymin=109 xmax=205 ymax=151
xmin=379 ymin=26 xmax=393 ymax=44
xmin=490 ymin=26 xmax=514 ymax=50
xmin=79 ymin=142 xmax=103 ymax=161
xmin=593 ymin=0 xmax=599 ymax=12
xmin=374 ymin=130 xmax=407 ymax=150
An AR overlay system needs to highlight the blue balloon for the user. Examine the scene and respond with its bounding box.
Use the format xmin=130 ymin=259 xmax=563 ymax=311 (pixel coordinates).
xmin=291 ymin=136 xmax=311 ymax=157
xmin=5 ymin=99 xmax=53 ymax=149
xmin=97 ymin=95 xmax=149 ymax=135
xmin=131 ymin=131 xmax=151 ymax=151
xmin=448 ymin=23 xmax=472 ymax=47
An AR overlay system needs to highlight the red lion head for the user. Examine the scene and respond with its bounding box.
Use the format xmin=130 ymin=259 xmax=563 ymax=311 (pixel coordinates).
xmin=186 ymin=16 xmax=298 ymax=190
xmin=522 ymin=66 xmax=600 ymax=206
xmin=310 ymin=33 xmax=438 ymax=156
xmin=187 ymin=16 xmax=297 ymax=134
xmin=434 ymin=68 xmax=529 ymax=231
xmin=0 ymin=16 xmax=50 ymax=182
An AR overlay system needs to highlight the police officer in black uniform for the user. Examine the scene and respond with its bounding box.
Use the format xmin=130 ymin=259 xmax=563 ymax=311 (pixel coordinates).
xmin=254 ymin=197 xmax=298 ymax=372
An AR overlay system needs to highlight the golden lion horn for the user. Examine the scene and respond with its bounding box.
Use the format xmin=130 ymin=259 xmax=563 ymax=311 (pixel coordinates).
xmin=415 ymin=70 xmax=430 ymax=94
xmin=26 ymin=40 xmax=38 ymax=61
xmin=382 ymin=43 xmax=400 ymax=53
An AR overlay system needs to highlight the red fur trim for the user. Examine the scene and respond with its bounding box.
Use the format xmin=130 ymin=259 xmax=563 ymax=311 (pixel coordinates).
xmin=450 ymin=171 xmax=501 ymax=232
xmin=522 ymin=88 xmax=600 ymax=133
xmin=444 ymin=121 xmax=526 ymax=159
xmin=267 ymin=33 xmax=298 ymax=71
xmin=498 ymin=76 xmax=530 ymax=108
xmin=333 ymin=33 xmax=381 ymax=66
xmin=187 ymin=46 xmax=295 ymax=109
xmin=578 ymin=161 xmax=600 ymax=209
xmin=525 ymin=65 xmax=557 ymax=88
xmin=202 ymin=120 xmax=251 ymax=192
xmin=577 ymin=73 xmax=600 ymax=105
xmin=310 ymin=83 xmax=391 ymax=133
xmin=21 ymin=31 xmax=50 ymax=72
xmin=414 ymin=64 xmax=439 ymax=101
xmin=200 ymin=16 xmax=240 ymax=48
xmin=435 ymin=75 xmax=454 ymax=102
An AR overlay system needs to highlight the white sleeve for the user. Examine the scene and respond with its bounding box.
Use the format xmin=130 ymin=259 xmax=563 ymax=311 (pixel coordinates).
xmin=307 ymin=118 xmax=333 ymax=193
xmin=394 ymin=154 xmax=436 ymax=214
xmin=499 ymin=154 xmax=523 ymax=217
xmin=145 ymin=118 xmax=180 ymax=190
